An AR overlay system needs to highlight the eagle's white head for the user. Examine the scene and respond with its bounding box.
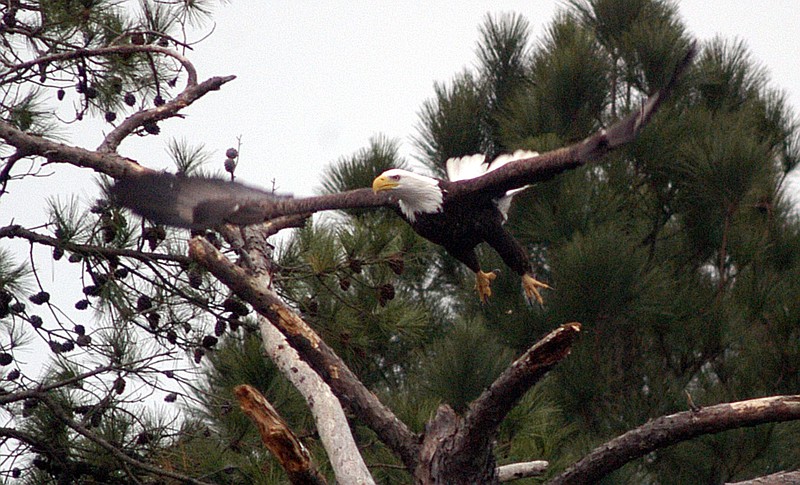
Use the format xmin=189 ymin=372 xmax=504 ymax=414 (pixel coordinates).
xmin=372 ymin=169 xmax=443 ymax=222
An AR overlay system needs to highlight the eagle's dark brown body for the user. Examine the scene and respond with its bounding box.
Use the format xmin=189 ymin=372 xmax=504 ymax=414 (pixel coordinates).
xmin=410 ymin=184 xmax=530 ymax=278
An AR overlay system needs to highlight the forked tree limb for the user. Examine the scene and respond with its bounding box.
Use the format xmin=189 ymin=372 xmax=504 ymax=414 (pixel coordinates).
xmin=234 ymin=385 xmax=327 ymax=485
xmin=188 ymin=236 xmax=420 ymax=472
xmin=548 ymin=395 xmax=800 ymax=485
xmin=415 ymin=323 xmax=580 ymax=484
xmin=461 ymin=322 xmax=581 ymax=455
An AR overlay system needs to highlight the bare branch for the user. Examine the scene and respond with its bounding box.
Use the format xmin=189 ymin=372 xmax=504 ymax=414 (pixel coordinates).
xmin=725 ymin=470 xmax=800 ymax=484
xmin=98 ymin=74 xmax=236 ymax=153
xmin=187 ymin=236 xmax=421 ymax=471
xmin=497 ymin=461 xmax=549 ymax=482
xmin=415 ymin=323 xmax=580 ymax=484
xmin=234 ymin=385 xmax=328 ymax=485
xmin=0 ymin=45 xmax=199 ymax=86
xmin=0 ymin=224 xmax=192 ymax=265
xmin=464 ymin=322 xmax=581 ymax=444
xmin=257 ymin=318 xmax=376 ymax=484
xmin=0 ymin=119 xmax=144 ymax=178
xmin=548 ymin=395 xmax=800 ymax=485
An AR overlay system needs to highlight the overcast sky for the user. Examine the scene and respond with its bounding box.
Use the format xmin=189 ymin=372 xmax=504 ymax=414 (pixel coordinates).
xmin=1 ymin=1 xmax=799 ymax=262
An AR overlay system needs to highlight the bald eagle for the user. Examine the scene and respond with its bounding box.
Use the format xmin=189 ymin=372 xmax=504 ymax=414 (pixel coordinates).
xmin=111 ymin=43 xmax=696 ymax=303
xmin=372 ymin=151 xmax=548 ymax=304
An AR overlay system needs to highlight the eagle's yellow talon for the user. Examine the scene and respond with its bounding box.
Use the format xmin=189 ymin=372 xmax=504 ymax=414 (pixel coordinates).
xmin=522 ymin=274 xmax=551 ymax=306
xmin=475 ymin=270 xmax=497 ymax=303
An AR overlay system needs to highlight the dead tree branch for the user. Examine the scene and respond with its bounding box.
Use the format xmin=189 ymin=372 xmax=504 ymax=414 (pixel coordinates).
xmin=188 ymin=236 xmax=421 ymax=472
xmin=98 ymin=74 xmax=235 ymax=153
xmin=221 ymin=224 xmax=374 ymax=484
xmin=234 ymin=385 xmax=327 ymax=485
xmin=415 ymin=323 xmax=581 ymax=484
xmin=726 ymin=470 xmax=800 ymax=484
xmin=548 ymin=395 xmax=800 ymax=485
xmin=497 ymin=461 xmax=549 ymax=482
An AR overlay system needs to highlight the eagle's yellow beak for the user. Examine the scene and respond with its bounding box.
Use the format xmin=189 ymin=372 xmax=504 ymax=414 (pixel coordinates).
xmin=372 ymin=175 xmax=399 ymax=193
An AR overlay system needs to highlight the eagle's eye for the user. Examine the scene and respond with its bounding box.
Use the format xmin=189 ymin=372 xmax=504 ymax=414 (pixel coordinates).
xmin=389 ymin=174 xmax=401 ymax=181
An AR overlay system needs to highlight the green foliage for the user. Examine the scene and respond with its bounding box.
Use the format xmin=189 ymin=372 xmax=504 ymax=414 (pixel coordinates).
xmin=411 ymin=318 xmax=514 ymax=413
xmin=321 ymin=135 xmax=406 ymax=194
xmin=414 ymin=72 xmax=486 ymax=174
xmin=409 ymin=1 xmax=800 ymax=481
xmin=0 ymin=248 xmax=31 ymax=296
xmin=166 ymin=138 xmax=214 ymax=175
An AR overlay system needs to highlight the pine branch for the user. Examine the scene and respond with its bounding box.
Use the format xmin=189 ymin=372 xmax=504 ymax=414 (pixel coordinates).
xmin=98 ymin=74 xmax=236 ymax=153
xmin=0 ymin=224 xmax=191 ymax=265
xmin=548 ymin=395 xmax=800 ymax=485
xmin=0 ymin=119 xmax=140 ymax=178
xmin=0 ymin=353 xmax=172 ymax=406
xmin=0 ymin=45 xmax=199 ymax=87
xmin=0 ymin=73 xmax=235 ymax=173
xmin=187 ymin=236 xmax=421 ymax=472
xmin=38 ymin=394 xmax=216 ymax=485
xmin=234 ymin=385 xmax=328 ymax=485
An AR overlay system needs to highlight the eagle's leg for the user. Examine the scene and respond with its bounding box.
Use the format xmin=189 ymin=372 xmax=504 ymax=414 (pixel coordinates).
xmin=522 ymin=273 xmax=550 ymax=306
xmin=475 ymin=270 xmax=497 ymax=303
xmin=485 ymin=225 xmax=552 ymax=305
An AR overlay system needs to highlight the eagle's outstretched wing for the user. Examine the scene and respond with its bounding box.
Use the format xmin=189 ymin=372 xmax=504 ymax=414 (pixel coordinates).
xmin=110 ymin=173 xmax=393 ymax=229
xmin=447 ymin=41 xmax=698 ymax=199
xmin=111 ymin=41 xmax=696 ymax=230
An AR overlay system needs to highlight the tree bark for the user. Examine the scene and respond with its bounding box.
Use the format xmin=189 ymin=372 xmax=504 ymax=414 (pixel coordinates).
xmin=234 ymin=385 xmax=327 ymax=485
xmin=415 ymin=323 xmax=581 ymax=484
xmin=188 ymin=236 xmax=421 ymax=471
xmin=548 ymin=395 xmax=800 ymax=485
xmin=726 ymin=470 xmax=800 ymax=485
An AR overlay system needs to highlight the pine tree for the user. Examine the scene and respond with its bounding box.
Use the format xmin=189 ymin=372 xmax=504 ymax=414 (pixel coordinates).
xmin=1 ymin=1 xmax=799 ymax=484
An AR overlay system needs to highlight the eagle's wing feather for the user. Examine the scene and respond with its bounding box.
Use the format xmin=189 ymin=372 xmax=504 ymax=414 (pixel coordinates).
xmin=449 ymin=41 xmax=697 ymax=199
xmin=446 ymin=150 xmax=538 ymax=220
xmin=111 ymin=172 xmax=394 ymax=229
